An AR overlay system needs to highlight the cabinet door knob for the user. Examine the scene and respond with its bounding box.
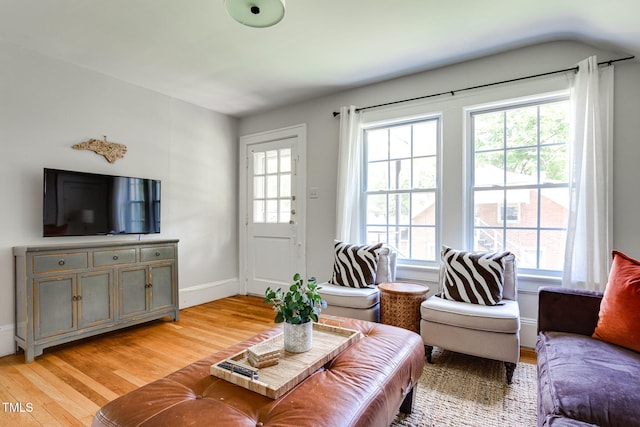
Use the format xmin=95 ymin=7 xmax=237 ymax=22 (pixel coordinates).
xmin=58 ymin=259 xmax=65 ymax=266
xmin=155 ymin=251 xmax=161 ymax=257
xmin=113 ymin=255 xmax=119 ymax=260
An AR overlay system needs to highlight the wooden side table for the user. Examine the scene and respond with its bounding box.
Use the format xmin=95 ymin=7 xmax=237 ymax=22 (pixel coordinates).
xmin=378 ymin=282 xmax=430 ymax=333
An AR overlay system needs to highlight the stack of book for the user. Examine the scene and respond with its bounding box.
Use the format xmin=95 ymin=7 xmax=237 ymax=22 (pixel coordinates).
xmin=247 ymin=342 xmax=282 ymax=368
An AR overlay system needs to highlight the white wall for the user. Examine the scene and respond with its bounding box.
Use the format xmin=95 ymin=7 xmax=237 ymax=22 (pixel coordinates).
xmin=239 ymin=40 xmax=640 ymax=348
xmin=0 ymin=42 xmax=240 ymax=356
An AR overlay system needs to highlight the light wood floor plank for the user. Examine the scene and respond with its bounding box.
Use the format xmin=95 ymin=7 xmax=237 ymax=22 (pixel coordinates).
xmin=0 ymin=365 xmax=71 ymax=426
xmin=14 ymin=362 xmax=99 ymax=421
xmin=44 ymin=355 xmax=120 ymax=404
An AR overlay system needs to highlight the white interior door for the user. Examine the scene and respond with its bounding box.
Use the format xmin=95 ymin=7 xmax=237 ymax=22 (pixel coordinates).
xmin=240 ymin=125 xmax=306 ymax=296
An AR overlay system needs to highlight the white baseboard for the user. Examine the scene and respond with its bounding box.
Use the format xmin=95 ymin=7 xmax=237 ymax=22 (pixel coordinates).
xmin=0 ymin=323 xmax=15 ymax=358
xmin=520 ymin=316 xmax=538 ymax=349
xmin=179 ymin=277 xmax=240 ymax=309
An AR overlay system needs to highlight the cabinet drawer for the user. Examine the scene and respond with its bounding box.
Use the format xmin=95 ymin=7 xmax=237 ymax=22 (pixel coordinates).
xmin=93 ymin=249 xmax=136 ymax=267
xmin=141 ymin=246 xmax=175 ymax=262
xmin=33 ymin=252 xmax=88 ymax=273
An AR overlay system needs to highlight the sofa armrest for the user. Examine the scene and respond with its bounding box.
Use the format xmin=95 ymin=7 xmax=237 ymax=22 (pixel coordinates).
xmin=537 ymin=287 xmax=603 ymax=336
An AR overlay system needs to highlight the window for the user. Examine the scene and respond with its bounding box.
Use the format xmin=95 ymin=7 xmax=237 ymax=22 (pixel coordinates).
xmin=470 ymin=96 xmax=570 ymax=273
xmin=363 ymin=118 xmax=439 ymax=263
xmin=252 ymin=148 xmax=292 ymax=224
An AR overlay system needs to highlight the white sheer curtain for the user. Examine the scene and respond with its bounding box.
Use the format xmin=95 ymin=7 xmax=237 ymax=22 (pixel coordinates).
xmin=562 ymin=56 xmax=614 ymax=291
xmin=335 ymin=105 xmax=363 ymax=243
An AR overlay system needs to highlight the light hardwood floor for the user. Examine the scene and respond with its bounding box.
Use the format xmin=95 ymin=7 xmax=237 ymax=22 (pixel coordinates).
xmin=0 ymin=295 xmax=536 ymax=426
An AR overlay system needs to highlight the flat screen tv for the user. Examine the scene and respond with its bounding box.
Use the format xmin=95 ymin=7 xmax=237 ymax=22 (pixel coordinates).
xmin=43 ymin=168 xmax=161 ymax=237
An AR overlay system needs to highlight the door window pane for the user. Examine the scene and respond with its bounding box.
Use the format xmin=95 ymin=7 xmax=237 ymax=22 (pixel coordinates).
xmin=252 ymin=146 xmax=295 ymax=224
xmin=266 ymin=150 xmax=278 ymax=174
xmin=279 ymin=149 xmax=291 ymax=172
xmin=253 ymin=176 xmax=265 ymax=199
xmin=253 ymin=152 xmax=265 ymax=175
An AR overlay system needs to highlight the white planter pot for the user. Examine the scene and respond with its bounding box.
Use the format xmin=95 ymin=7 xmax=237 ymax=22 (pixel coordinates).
xmin=283 ymin=321 xmax=313 ymax=353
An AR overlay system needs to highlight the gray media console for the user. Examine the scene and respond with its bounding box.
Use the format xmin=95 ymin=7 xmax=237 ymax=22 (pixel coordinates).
xmin=14 ymin=239 xmax=179 ymax=362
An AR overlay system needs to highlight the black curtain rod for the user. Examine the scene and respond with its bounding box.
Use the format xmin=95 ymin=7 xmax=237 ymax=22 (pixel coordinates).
xmin=332 ymin=55 xmax=635 ymax=117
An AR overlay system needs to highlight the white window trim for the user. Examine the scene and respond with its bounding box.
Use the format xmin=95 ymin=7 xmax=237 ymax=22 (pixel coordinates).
xmin=361 ymin=113 xmax=443 ymax=267
xmin=464 ymin=90 xmax=570 ymax=278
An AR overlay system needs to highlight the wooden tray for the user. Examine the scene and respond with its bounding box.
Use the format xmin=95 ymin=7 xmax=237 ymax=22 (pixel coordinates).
xmin=210 ymin=322 xmax=362 ymax=399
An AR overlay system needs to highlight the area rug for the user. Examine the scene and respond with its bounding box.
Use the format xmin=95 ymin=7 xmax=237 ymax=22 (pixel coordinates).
xmin=391 ymin=349 xmax=537 ymax=427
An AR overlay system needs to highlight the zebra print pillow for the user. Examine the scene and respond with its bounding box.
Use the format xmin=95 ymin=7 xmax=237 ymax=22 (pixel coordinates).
xmin=441 ymin=246 xmax=512 ymax=306
xmin=330 ymin=241 xmax=383 ymax=288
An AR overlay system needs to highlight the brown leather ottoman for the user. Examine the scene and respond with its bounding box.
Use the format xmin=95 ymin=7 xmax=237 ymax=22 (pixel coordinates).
xmin=92 ymin=318 xmax=424 ymax=427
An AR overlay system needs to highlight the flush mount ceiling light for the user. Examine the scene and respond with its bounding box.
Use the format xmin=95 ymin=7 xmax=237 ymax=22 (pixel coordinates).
xmin=224 ymin=0 xmax=286 ymax=28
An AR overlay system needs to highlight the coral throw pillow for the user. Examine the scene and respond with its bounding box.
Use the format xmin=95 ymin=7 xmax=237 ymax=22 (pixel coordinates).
xmin=592 ymin=250 xmax=640 ymax=353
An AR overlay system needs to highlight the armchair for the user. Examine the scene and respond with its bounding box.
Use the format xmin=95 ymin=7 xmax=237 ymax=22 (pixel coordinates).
xmin=420 ymin=251 xmax=520 ymax=384
xmin=318 ymin=245 xmax=396 ymax=322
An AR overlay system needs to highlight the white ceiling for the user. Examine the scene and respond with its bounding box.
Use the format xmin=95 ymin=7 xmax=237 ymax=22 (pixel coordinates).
xmin=1 ymin=1 xmax=638 ymax=117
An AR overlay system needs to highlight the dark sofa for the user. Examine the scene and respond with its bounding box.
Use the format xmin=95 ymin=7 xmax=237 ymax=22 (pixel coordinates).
xmin=536 ymin=287 xmax=640 ymax=427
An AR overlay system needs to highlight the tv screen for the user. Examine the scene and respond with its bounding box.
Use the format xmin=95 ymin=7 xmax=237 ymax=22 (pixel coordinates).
xmin=43 ymin=168 xmax=161 ymax=237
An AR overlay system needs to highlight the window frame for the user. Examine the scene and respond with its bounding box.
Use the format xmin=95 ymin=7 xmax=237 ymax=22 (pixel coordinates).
xmin=465 ymin=92 xmax=570 ymax=277
xmin=361 ymin=114 xmax=442 ymax=267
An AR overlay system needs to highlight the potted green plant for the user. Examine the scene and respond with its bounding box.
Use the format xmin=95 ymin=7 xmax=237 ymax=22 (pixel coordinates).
xmin=264 ymin=274 xmax=327 ymax=352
